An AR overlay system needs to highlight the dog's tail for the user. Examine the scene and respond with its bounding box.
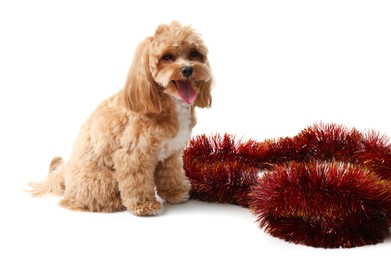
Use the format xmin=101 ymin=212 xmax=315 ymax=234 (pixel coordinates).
xmin=29 ymin=157 xmax=65 ymax=196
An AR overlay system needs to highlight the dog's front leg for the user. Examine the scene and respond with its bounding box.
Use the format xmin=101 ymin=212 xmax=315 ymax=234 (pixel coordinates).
xmin=155 ymin=151 xmax=191 ymax=204
xmin=113 ymin=148 xmax=161 ymax=216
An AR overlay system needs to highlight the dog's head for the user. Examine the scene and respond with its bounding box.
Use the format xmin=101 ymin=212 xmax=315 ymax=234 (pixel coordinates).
xmin=122 ymin=21 xmax=213 ymax=113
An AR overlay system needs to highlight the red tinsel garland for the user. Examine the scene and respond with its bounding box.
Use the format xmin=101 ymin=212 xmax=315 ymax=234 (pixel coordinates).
xmin=183 ymin=123 xmax=391 ymax=248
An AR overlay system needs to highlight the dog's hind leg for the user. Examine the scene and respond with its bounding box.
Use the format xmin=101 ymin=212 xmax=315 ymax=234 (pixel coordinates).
xmin=59 ymin=160 xmax=125 ymax=213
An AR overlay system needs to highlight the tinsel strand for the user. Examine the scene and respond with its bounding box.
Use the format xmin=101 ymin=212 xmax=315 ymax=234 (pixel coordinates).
xmin=183 ymin=122 xmax=391 ymax=248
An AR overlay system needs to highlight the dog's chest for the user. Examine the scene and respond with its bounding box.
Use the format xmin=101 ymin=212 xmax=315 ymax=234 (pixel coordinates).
xmin=157 ymin=100 xmax=192 ymax=161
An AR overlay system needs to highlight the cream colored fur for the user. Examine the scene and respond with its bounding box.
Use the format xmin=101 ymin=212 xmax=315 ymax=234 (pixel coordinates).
xmin=29 ymin=21 xmax=213 ymax=216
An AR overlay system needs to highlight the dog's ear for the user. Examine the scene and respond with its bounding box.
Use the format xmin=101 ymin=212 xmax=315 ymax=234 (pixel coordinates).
xmin=121 ymin=37 xmax=162 ymax=114
xmin=194 ymin=77 xmax=213 ymax=108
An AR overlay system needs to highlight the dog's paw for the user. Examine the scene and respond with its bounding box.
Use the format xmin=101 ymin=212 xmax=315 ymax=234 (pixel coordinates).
xmin=158 ymin=187 xmax=190 ymax=204
xmin=131 ymin=200 xmax=161 ymax=216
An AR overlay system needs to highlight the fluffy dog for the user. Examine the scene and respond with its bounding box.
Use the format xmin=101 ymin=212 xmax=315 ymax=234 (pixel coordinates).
xmin=30 ymin=21 xmax=213 ymax=216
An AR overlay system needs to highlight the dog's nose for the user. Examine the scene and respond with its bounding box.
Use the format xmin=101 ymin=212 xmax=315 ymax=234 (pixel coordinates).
xmin=181 ymin=66 xmax=193 ymax=78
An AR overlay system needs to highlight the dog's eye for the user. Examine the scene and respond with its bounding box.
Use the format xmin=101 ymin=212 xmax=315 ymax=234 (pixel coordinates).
xmin=189 ymin=50 xmax=200 ymax=59
xmin=162 ymin=54 xmax=174 ymax=61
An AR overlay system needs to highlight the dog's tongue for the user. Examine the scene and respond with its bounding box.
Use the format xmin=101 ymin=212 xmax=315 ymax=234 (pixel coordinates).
xmin=175 ymin=80 xmax=197 ymax=105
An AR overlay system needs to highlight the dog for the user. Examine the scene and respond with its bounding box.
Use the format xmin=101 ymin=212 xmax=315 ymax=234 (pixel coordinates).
xmin=29 ymin=21 xmax=213 ymax=216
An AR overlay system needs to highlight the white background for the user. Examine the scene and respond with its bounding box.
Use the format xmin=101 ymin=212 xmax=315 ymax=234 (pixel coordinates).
xmin=1 ymin=0 xmax=390 ymax=259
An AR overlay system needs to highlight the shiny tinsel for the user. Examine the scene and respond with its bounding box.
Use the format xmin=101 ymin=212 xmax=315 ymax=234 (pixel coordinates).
xmin=184 ymin=122 xmax=391 ymax=248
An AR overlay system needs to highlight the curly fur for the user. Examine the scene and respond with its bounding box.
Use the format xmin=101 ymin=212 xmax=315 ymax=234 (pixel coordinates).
xmin=29 ymin=21 xmax=213 ymax=216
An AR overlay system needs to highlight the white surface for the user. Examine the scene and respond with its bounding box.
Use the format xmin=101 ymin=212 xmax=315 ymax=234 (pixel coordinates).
xmin=1 ymin=0 xmax=390 ymax=259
